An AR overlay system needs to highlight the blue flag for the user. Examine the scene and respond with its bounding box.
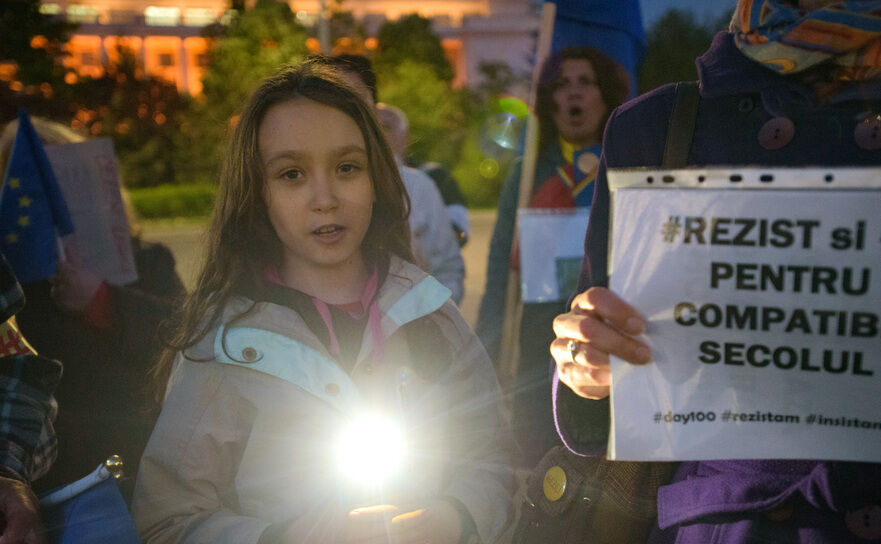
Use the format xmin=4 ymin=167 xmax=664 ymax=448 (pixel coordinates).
xmin=547 ymin=0 xmax=646 ymax=97
xmin=42 ymin=478 xmax=140 ymax=544
xmin=0 ymin=110 xmax=74 ymax=283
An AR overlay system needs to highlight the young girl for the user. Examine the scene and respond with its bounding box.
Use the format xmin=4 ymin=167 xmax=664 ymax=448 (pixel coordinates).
xmin=131 ymin=61 xmax=512 ymax=544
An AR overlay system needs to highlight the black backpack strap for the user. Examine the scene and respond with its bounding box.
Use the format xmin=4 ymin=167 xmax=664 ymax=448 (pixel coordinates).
xmin=662 ymin=81 xmax=701 ymax=169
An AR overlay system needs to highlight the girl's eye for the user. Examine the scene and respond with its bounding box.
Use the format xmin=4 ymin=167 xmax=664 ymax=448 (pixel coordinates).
xmin=338 ymin=163 xmax=362 ymax=175
xmin=281 ymin=169 xmax=303 ymax=180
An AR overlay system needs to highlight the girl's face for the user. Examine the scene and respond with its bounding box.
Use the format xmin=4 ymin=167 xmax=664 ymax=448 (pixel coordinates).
xmin=259 ymin=98 xmax=374 ymax=280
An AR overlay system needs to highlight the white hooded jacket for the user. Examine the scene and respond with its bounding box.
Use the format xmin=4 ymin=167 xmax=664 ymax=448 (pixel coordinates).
xmin=132 ymin=257 xmax=512 ymax=544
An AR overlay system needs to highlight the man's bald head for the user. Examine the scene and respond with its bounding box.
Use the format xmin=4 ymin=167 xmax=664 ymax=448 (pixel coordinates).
xmin=376 ymin=103 xmax=409 ymax=160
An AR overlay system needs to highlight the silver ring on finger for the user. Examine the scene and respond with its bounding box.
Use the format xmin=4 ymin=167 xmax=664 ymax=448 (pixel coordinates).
xmin=567 ymin=339 xmax=580 ymax=364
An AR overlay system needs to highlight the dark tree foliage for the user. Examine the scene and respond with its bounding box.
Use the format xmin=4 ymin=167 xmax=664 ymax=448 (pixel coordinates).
xmin=476 ymin=62 xmax=521 ymax=102
xmin=330 ymin=8 xmax=366 ymax=51
xmin=375 ymin=14 xmax=453 ymax=82
xmin=0 ymin=78 xmax=71 ymax=125
xmin=0 ymin=0 xmax=75 ymax=84
xmin=637 ymin=9 xmax=722 ymax=94
xmin=373 ymin=13 xmax=463 ymax=167
xmin=174 ymin=0 xmax=309 ymax=185
xmin=199 ymin=0 xmax=307 ymax=117
xmin=371 ymin=14 xmax=515 ymax=206
xmin=68 ymin=49 xmax=190 ymax=188
xmin=0 ymin=0 xmax=76 ymax=123
xmin=378 ymin=59 xmax=475 ymax=168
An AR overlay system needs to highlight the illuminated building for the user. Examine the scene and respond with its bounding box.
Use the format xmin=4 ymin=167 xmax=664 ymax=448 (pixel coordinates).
xmin=40 ymin=0 xmax=538 ymax=95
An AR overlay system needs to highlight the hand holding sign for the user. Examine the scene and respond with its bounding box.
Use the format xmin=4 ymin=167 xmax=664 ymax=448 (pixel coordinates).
xmin=604 ymin=167 xmax=881 ymax=462
xmin=551 ymin=287 xmax=651 ymax=400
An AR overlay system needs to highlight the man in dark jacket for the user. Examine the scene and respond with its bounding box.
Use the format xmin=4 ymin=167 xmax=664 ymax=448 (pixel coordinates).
xmin=552 ymin=0 xmax=881 ymax=541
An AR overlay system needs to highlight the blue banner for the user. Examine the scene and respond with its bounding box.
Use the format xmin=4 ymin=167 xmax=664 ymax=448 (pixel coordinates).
xmin=547 ymin=0 xmax=646 ymax=97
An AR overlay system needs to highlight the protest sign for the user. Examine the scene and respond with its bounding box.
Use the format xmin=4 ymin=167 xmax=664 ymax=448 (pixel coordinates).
xmin=45 ymin=139 xmax=138 ymax=285
xmin=607 ymin=167 xmax=881 ymax=462
xmin=518 ymin=208 xmax=589 ymax=303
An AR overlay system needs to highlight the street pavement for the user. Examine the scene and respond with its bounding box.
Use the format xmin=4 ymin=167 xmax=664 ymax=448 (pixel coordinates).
xmin=141 ymin=210 xmax=498 ymax=327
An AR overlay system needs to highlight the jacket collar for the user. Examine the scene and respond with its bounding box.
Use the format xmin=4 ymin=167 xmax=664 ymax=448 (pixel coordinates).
xmin=225 ymin=255 xmax=451 ymax=351
xmin=207 ymin=256 xmax=451 ymax=414
xmin=376 ymin=256 xmax=451 ymax=328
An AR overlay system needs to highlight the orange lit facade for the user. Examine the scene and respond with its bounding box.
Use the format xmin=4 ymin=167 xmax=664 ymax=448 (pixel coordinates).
xmin=42 ymin=0 xmax=537 ymax=95
xmin=49 ymin=0 xmax=218 ymax=94
xmin=286 ymin=0 xmax=489 ymax=26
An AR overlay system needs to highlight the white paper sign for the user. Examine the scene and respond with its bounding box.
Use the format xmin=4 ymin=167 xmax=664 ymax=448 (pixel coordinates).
xmin=518 ymin=208 xmax=589 ymax=303
xmin=607 ymin=167 xmax=881 ymax=462
xmin=45 ymin=139 xmax=137 ymax=285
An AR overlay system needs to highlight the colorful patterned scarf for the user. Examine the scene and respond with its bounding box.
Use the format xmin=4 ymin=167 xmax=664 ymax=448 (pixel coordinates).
xmin=731 ymin=0 xmax=881 ymax=81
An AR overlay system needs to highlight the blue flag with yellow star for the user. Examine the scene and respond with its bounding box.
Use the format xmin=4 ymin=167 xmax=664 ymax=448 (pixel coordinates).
xmin=0 ymin=110 xmax=74 ymax=283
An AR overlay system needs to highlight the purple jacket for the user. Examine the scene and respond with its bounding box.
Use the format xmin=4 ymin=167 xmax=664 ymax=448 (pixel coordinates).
xmin=554 ymin=32 xmax=881 ymax=543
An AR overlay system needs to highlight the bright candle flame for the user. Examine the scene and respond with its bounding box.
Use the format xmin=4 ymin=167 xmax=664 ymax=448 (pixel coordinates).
xmin=335 ymin=414 xmax=407 ymax=485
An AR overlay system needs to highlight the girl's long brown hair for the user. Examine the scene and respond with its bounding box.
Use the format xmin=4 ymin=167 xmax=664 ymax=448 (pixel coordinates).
xmin=152 ymin=60 xmax=413 ymax=396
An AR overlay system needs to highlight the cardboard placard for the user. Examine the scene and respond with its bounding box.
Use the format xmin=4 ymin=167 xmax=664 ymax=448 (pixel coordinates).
xmin=45 ymin=139 xmax=137 ymax=285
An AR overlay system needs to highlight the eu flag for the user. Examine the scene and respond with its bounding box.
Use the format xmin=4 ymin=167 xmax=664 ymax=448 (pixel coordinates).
xmin=547 ymin=0 xmax=646 ymax=97
xmin=0 ymin=110 xmax=74 ymax=283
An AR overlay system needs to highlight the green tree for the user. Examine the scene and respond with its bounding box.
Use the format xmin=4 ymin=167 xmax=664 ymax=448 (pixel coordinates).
xmin=199 ymin=0 xmax=309 ymax=126
xmin=454 ymin=61 xmax=524 ymax=207
xmin=374 ymin=14 xmax=453 ymax=82
xmin=451 ymin=119 xmax=508 ymax=208
xmin=637 ymin=9 xmax=716 ymax=94
xmin=475 ymin=61 xmax=520 ymax=103
xmin=373 ymin=14 xmax=465 ymax=166
xmin=175 ymin=0 xmax=309 ymax=184
xmin=373 ymin=15 xmax=519 ymax=207
xmin=328 ymin=0 xmax=367 ymax=52
xmin=377 ymin=60 xmax=472 ymax=168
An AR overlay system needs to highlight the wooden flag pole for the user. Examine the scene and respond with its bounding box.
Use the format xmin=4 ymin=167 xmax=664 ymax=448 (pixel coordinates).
xmin=497 ymin=2 xmax=555 ymax=388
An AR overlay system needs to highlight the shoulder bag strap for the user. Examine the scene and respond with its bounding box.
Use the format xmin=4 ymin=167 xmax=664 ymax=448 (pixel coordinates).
xmin=662 ymin=81 xmax=701 ymax=169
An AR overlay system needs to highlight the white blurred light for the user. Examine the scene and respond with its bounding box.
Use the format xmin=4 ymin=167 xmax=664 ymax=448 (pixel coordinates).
xmin=335 ymin=414 xmax=407 ymax=485
xmin=144 ymin=6 xmax=180 ymax=26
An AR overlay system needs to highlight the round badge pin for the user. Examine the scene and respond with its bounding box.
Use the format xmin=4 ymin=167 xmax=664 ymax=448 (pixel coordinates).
xmin=543 ymin=465 xmax=567 ymax=502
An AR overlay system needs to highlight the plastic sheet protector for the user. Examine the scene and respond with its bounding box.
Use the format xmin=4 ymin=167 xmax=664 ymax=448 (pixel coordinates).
xmin=518 ymin=207 xmax=589 ymax=303
xmin=606 ymin=167 xmax=881 ymax=462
